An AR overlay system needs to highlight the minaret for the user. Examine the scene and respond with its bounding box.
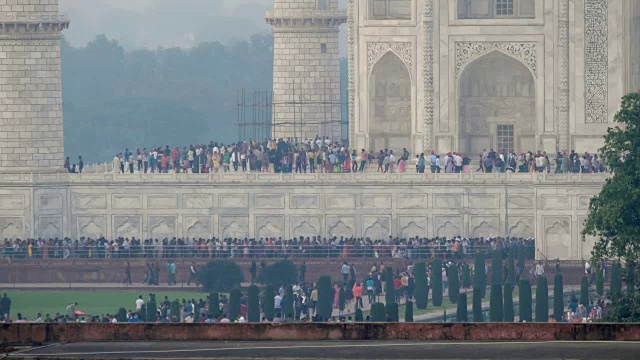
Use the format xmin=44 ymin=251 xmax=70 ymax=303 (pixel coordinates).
xmin=266 ymin=0 xmax=346 ymax=141
xmin=0 ymin=1 xmax=69 ymax=172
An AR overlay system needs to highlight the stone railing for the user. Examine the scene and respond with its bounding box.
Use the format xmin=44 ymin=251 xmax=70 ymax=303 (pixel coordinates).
xmin=0 ymin=13 xmax=69 ymax=23
xmin=265 ymin=9 xmax=347 ymax=20
xmin=0 ymin=171 xmax=609 ymax=184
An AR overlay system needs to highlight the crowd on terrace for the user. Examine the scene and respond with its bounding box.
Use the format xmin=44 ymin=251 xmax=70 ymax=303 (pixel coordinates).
xmin=1 ymin=236 xmax=536 ymax=261
xmin=76 ymin=136 xmax=606 ymax=175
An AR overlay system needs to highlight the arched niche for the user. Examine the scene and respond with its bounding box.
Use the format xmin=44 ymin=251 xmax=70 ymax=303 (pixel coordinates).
xmin=458 ymin=50 xmax=536 ymax=156
xmin=368 ymin=51 xmax=412 ymax=152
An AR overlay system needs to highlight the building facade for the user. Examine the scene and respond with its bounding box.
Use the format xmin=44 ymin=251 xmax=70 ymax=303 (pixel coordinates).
xmin=349 ymin=0 xmax=640 ymax=155
xmin=0 ymin=0 xmax=69 ymax=172
xmin=266 ymin=0 xmax=347 ymax=141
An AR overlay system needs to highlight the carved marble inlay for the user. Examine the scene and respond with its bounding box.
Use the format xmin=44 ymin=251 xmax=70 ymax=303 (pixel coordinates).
xmin=347 ymin=0 xmax=356 ymax=145
xmin=423 ymin=0 xmax=434 ymax=151
xmin=368 ymin=42 xmax=413 ymax=80
xmin=585 ymin=0 xmax=608 ymax=123
xmin=455 ymin=42 xmax=537 ymax=76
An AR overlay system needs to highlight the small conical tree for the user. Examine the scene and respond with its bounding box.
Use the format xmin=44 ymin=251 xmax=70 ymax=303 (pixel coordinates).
xmin=462 ymin=263 xmax=471 ymax=289
xmin=250 ymin=261 xmax=257 ymax=284
xmin=503 ymin=283 xmax=514 ymax=322
xmin=385 ymin=267 xmax=395 ymax=304
xmin=627 ymin=263 xmax=636 ymax=297
xmin=596 ymin=270 xmax=604 ymax=296
xmin=262 ymin=285 xmax=275 ymax=321
xmin=405 ymin=300 xmax=414 ymax=323
xmin=371 ymin=302 xmax=386 ymax=322
xmin=456 ymin=292 xmax=468 ymax=322
xmin=209 ymin=292 xmax=220 ymax=318
xmin=414 ymin=262 xmax=429 ymax=309
xmin=491 ymin=250 xmax=503 ymax=286
xmin=432 ymin=260 xmax=443 ymax=307
xmin=449 ymin=265 xmax=460 ymax=304
xmin=611 ymin=262 xmax=622 ymax=297
xmin=386 ymin=302 xmax=399 ymax=322
xmin=147 ymin=295 xmax=157 ymax=322
xmin=507 ymin=252 xmax=516 ymax=286
xmin=489 ymin=284 xmax=503 ymax=322
xmin=338 ymin=286 xmax=346 ymax=315
xmin=139 ymin=303 xmax=147 ymax=322
xmin=517 ymin=247 xmax=526 ymax=279
xmin=553 ymin=273 xmax=564 ymax=321
xmin=229 ymin=288 xmax=242 ymax=321
xmin=285 ymin=284 xmax=294 ymax=320
xmin=355 ymin=308 xmax=363 ymax=322
xmin=473 ymin=252 xmax=487 ymax=298
xmin=519 ymin=279 xmax=532 ymax=322
xmin=117 ymin=307 xmax=127 ymax=322
xmin=248 ymin=284 xmax=260 ymax=322
xmin=580 ymin=276 xmax=589 ymax=306
xmin=472 ymin=288 xmax=483 ymax=322
xmin=535 ymin=276 xmax=548 ymax=322
xmin=317 ymin=276 xmax=333 ymax=321
xmin=170 ymin=300 xmax=180 ymax=322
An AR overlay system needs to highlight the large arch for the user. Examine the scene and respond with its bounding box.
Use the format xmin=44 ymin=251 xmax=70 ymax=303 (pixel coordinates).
xmin=368 ymin=51 xmax=412 ymax=152
xmin=458 ymin=50 xmax=536 ymax=156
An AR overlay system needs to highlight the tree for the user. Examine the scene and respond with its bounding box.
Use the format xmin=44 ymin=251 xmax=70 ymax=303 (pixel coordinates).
xmin=258 ymin=260 xmax=298 ymax=287
xmin=611 ymin=262 xmax=623 ymax=297
xmin=462 ymin=263 xmax=471 ymax=289
xmin=596 ymin=270 xmax=605 ymax=296
xmin=262 ymin=285 xmax=275 ymax=321
xmin=432 ymin=260 xmax=443 ymax=307
xmin=519 ymin=279 xmax=532 ymax=322
xmin=147 ymin=294 xmax=157 ymax=322
xmin=553 ymin=273 xmax=564 ymax=321
xmin=628 ymin=263 xmax=636 ymax=297
xmin=582 ymin=93 xmax=640 ymax=265
xmin=503 ymin=283 xmax=514 ymax=322
xmin=456 ymin=292 xmax=468 ymax=322
xmin=414 ymin=262 xmax=429 ymax=309
xmin=385 ymin=267 xmax=395 ymax=304
xmin=517 ymin=247 xmax=526 ymax=280
xmin=473 ymin=252 xmax=487 ymax=298
xmin=355 ymin=308 xmax=364 ymax=322
xmin=250 ymin=261 xmax=257 ymax=284
xmin=489 ymin=284 xmax=503 ymax=322
xmin=317 ymin=276 xmax=333 ymax=321
xmin=385 ymin=302 xmax=399 ymax=322
xmin=338 ymin=286 xmax=346 ymax=315
xmin=472 ymin=288 xmax=483 ymax=322
xmin=507 ymin=252 xmax=516 ymax=286
xmin=229 ymin=288 xmax=242 ymax=321
xmin=371 ymin=302 xmax=386 ymax=322
xmin=198 ymin=260 xmax=244 ymax=292
xmin=284 ymin=284 xmax=295 ymax=320
xmin=491 ymin=250 xmax=503 ymax=286
xmin=448 ymin=265 xmax=460 ymax=304
xmin=209 ymin=292 xmax=220 ymax=318
xmin=139 ymin=304 xmax=147 ymax=322
xmin=116 ymin=307 xmax=127 ymax=322
xmin=170 ymin=300 xmax=180 ymax=322
xmin=248 ymin=285 xmax=260 ymax=322
xmin=579 ymin=276 xmax=589 ymax=307
xmin=405 ymin=300 xmax=414 ymax=323
xmin=535 ymin=276 xmax=549 ymax=322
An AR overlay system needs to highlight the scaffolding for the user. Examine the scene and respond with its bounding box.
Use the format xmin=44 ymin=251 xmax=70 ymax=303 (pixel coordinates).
xmin=236 ymin=78 xmax=349 ymax=143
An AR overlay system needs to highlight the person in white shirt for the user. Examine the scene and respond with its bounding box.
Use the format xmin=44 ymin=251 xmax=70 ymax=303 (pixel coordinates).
xmin=388 ymin=151 xmax=396 ymax=173
xmin=135 ymin=295 xmax=144 ymax=311
xmin=535 ymin=262 xmax=545 ymax=278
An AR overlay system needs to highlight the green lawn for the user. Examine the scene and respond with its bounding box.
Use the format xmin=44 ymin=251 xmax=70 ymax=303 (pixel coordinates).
xmin=2 ymin=290 xmax=212 ymax=320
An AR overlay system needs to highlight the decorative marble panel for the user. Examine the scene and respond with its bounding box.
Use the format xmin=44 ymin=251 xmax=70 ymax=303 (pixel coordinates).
xmin=541 ymin=196 xmax=572 ymax=210
xmin=0 ymin=217 xmax=24 ymax=239
xmin=149 ymin=216 xmax=177 ymax=239
xmin=361 ymin=194 xmax=391 ymax=209
xmin=77 ymin=216 xmax=107 ymax=239
xmin=399 ymin=216 xmax=427 ymax=239
xmin=544 ymin=217 xmax=571 ymax=259
xmin=75 ymin=194 xmax=107 ymax=210
xmin=397 ymin=194 xmax=428 ymax=209
xmin=579 ymin=216 xmax=597 ymax=260
xmin=433 ymin=194 xmax=463 ymax=209
xmin=363 ymin=216 xmax=391 ymax=240
xmin=470 ymin=217 xmax=499 ymax=238
xmin=291 ymin=216 xmax=321 ymax=239
xmin=290 ymin=194 xmax=320 ymax=209
xmin=326 ymin=194 xmax=356 ymax=210
xmin=327 ymin=216 xmax=355 ymax=239
xmin=39 ymin=194 xmax=63 ymax=210
xmin=578 ymin=195 xmax=594 ymax=210
xmin=113 ymin=216 xmax=142 ymax=239
xmin=434 ymin=216 xmax=463 ymax=239
xmin=184 ymin=216 xmax=213 ymax=239
xmin=469 ymin=194 xmax=500 ymax=209
xmin=367 ymin=42 xmax=413 ymax=80
xmin=256 ymin=215 xmax=284 ymax=239
xmin=148 ymin=194 xmax=178 ymax=209
xmin=507 ymin=195 xmax=534 ymax=209
xmin=183 ymin=194 xmax=213 ymax=209
xmin=220 ymin=216 xmax=249 ymax=239
xmin=0 ymin=195 xmax=25 ymax=210
xmin=38 ymin=216 xmax=63 ymax=239
xmin=584 ymin=0 xmax=608 ymax=123
xmin=255 ymin=194 xmax=285 ymax=209
xmin=508 ymin=217 xmax=535 ymax=238
xmin=456 ymin=42 xmax=537 ymax=76
xmin=220 ymin=194 xmax=249 ymax=209
xmin=112 ymin=194 xmax=143 ymax=209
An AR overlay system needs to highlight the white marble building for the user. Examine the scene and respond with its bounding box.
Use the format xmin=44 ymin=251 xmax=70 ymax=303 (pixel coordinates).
xmin=348 ymin=0 xmax=640 ymax=155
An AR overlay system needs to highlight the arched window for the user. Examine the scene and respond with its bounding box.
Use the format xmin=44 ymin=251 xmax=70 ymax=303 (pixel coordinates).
xmin=457 ymin=0 xmax=535 ymax=19
xmin=369 ymin=0 xmax=411 ymax=20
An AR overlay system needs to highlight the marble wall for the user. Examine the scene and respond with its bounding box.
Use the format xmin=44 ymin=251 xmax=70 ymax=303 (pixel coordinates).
xmin=0 ymin=172 xmax=605 ymax=260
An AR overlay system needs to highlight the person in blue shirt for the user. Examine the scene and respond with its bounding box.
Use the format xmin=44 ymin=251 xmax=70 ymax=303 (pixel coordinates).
xmin=128 ymin=313 xmax=138 ymax=323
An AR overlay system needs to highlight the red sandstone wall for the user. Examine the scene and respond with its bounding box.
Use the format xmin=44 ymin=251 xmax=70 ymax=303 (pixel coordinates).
xmin=1 ymin=323 xmax=640 ymax=345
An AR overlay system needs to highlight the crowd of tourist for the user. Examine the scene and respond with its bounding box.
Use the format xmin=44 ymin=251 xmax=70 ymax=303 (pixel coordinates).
xmin=94 ymin=136 xmax=607 ymax=175
xmin=1 ymin=236 xmax=536 ymax=261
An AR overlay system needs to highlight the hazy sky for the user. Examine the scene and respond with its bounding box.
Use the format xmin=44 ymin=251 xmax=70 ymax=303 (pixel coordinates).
xmin=59 ymin=0 xmax=347 ymax=50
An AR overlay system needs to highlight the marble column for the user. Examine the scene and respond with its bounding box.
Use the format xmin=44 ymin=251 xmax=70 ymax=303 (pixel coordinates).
xmin=423 ymin=0 xmax=434 ymax=152
xmin=558 ymin=0 xmax=570 ymax=152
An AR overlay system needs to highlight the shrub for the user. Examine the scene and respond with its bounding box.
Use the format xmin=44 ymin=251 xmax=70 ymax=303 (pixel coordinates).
xmin=405 ymin=300 xmax=414 ymax=323
xmin=198 ymin=260 xmax=244 ymax=292
xmin=117 ymin=307 xmax=127 ymax=323
xmin=519 ymin=279 xmax=532 ymax=322
xmin=285 ymin=284 xmax=295 ymax=320
xmin=258 ymin=260 xmax=297 ymax=287
xmin=489 ymin=284 xmax=503 ymax=322
xmin=262 ymin=285 xmax=275 ymax=321
xmin=248 ymin=285 xmax=260 ymax=322
xmin=507 ymin=252 xmax=516 ymax=286
xmin=385 ymin=302 xmax=399 ymax=322
xmin=229 ymin=288 xmax=242 ymax=321
xmin=462 ymin=263 xmax=471 ymax=289
xmin=553 ymin=273 xmax=564 ymax=321
xmin=371 ymin=302 xmax=386 ymax=322
xmin=580 ymin=276 xmax=589 ymax=306
xmin=338 ymin=286 xmax=346 ymax=314
xmin=472 ymin=288 xmax=483 ymax=322
xmin=503 ymin=283 xmax=514 ymax=322
xmin=385 ymin=267 xmax=395 ymax=304
xmin=414 ymin=262 xmax=428 ymax=309
xmin=473 ymin=252 xmax=487 ymax=298
xmin=209 ymin=292 xmax=220 ymax=318
xmin=449 ymin=265 xmax=459 ymax=304
xmin=611 ymin=262 xmax=623 ymax=297
xmin=535 ymin=276 xmax=548 ymax=322
xmin=355 ymin=308 xmax=363 ymax=322
xmin=491 ymin=250 xmax=503 ymax=286
xmin=596 ymin=270 xmax=604 ymax=296
xmin=456 ymin=292 xmax=468 ymax=322
xmin=317 ymin=276 xmax=333 ymax=321
xmin=627 ymin=263 xmax=636 ymax=297
xmin=432 ymin=260 xmax=443 ymax=307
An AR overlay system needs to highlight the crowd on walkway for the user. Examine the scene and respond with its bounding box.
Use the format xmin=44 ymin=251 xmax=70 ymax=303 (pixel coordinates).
xmin=95 ymin=137 xmax=606 ymax=175
xmin=1 ymin=236 xmax=536 ymax=261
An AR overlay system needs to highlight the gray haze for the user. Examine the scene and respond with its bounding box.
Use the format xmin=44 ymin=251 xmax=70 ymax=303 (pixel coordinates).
xmin=59 ymin=0 xmax=347 ymax=53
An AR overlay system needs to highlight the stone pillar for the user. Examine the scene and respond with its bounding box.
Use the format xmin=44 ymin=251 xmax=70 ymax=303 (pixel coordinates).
xmin=557 ymin=0 xmax=570 ymax=152
xmin=0 ymin=0 xmax=69 ymax=172
xmin=266 ymin=0 xmax=346 ymax=141
xmin=423 ymin=0 xmax=434 ymax=152
xmin=347 ymin=0 xmax=356 ymax=147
